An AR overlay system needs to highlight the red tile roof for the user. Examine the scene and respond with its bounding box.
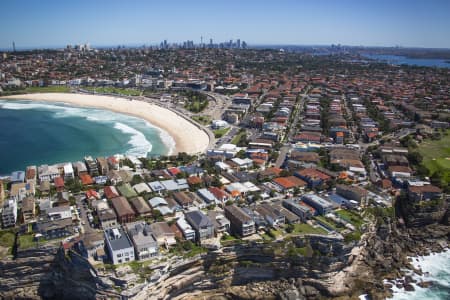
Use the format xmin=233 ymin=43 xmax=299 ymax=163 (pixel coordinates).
xmin=273 ymin=176 xmax=307 ymax=189
xmin=80 ymin=174 xmax=94 ymax=185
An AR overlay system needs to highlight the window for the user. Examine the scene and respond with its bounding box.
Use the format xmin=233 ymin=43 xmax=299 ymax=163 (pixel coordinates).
xmin=118 ymin=259 xmax=122 ymax=263
xmin=125 ymin=258 xmax=129 ymax=262
xmin=125 ymin=252 xmax=129 ymax=257
xmin=117 ymin=253 xmax=122 ymax=257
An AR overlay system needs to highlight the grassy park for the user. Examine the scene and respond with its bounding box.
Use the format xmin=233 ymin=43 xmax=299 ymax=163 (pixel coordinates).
xmin=417 ymin=130 xmax=450 ymax=185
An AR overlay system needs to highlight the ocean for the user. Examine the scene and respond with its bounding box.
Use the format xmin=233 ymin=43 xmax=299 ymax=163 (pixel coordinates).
xmin=0 ymin=99 xmax=175 ymax=175
xmin=362 ymin=54 xmax=450 ymax=68
xmin=388 ymin=250 xmax=450 ymax=300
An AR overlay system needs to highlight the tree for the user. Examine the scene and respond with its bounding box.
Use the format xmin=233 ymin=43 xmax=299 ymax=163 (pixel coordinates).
xmin=130 ymin=174 xmax=144 ymax=186
xmin=407 ymin=151 xmax=423 ymax=165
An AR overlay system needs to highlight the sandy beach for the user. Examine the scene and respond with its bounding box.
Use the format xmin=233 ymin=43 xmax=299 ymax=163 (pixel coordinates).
xmin=0 ymin=93 xmax=210 ymax=155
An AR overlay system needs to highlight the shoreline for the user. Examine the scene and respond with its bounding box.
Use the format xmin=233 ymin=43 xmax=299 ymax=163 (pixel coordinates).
xmin=0 ymin=93 xmax=210 ymax=155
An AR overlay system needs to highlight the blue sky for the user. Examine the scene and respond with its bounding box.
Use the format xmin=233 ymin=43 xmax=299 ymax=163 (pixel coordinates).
xmin=1 ymin=0 xmax=449 ymax=49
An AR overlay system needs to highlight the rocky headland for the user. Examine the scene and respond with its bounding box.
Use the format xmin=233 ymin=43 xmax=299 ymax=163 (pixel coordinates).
xmin=0 ymin=195 xmax=448 ymax=300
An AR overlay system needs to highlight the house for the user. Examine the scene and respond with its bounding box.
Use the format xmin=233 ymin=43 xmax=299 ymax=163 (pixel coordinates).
xmin=96 ymin=157 xmax=109 ymax=175
xmin=133 ymin=182 xmax=152 ymax=195
xmin=388 ymin=166 xmax=412 ymax=178
xmin=107 ymin=156 xmax=120 ymax=170
xmin=39 ymin=181 xmax=51 ymax=194
xmin=408 ymin=185 xmax=443 ymax=202
xmin=47 ymin=206 xmax=72 ymax=220
xmin=230 ymin=158 xmax=254 ymax=170
xmin=224 ymin=205 xmax=255 ymax=237
xmin=85 ymin=189 xmax=100 ymax=202
xmin=148 ymin=197 xmax=173 ymax=216
xmin=84 ymin=156 xmax=99 ymax=176
xmin=54 ymin=177 xmax=65 ymax=192
xmin=63 ymin=163 xmax=75 ymax=179
xmin=150 ymin=222 xmax=177 ymax=248
xmin=208 ymin=187 xmax=231 ymax=203
xmin=104 ymin=227 xmax=135 ymax=264
xmin=25 ymin=166 xmax=37 ymax=185
xmin=110 ymin=197 xmax=136 ymax=224
xmin=10 ymin=182 xmax=35 ymax=205
xmin=272 ymin=176 xmax=307 ymax=193
xmin=172 ymin=192 xmax=194 ymax=209
xmin=11 ymin=171 xmax=25 ymax=183
xmin=301 ymin=194 xmax=334 ymax=215
xmin=107 ymin=170 xmax=123 ymax=185
xmin=98 ymin=208 xmax=118 ymax=229
xmin=161 ymin=179 xmax=189 ymax=191
xmin=36 ymin=218 xmax=73 ymax=239
xmin=38 ymin=165 xmax=59 ymax=182
xmin=94 ymin=176 xmax=108 ymax=185
xmin=129 ymin=197 xmax=152 ymax=217
xmin=282 ymin=199 xmax=312 ymax=221
xmin=185 ymin=210 xmax=215 ymax=242
xmin=336 ymin=185 xmax=368 ymax=203
xmin=21 ymin=196 xmax=36 ymax=223
xmin=2 ymin=199 xmax=17 ymax=228
xmin=255 ymin=203 xmax=285 ymax=227
xmin=104 ymin=186 xmax=120 ymax=199
xmin=148 ymin=181 xmax=166 ymax=194
xmin=197 ymin=188 xmax=218 ymax=205
xmin=125 ymin=222 xmax=159 ymax=260
xmin=73 ymin=161 xmax=88 ymax=177
xmin=176 ymin=217 xmax=196 ymax=241
xmin=207 ymin=211 xmax=230 ymax=234
xmin=76 ymin=231 xmax=105 ymax=260
xmin=295 ymin=168 xmax=331 ymax=189
xmin=80 ymin=174 xmax=94 ymax=186
xmin=117 ymin=183 xmax=138 ymax=198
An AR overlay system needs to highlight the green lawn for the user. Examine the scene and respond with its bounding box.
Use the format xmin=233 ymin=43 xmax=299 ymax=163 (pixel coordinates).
xmin=85 ymin=86 xmax=141 ymax=96
xmin=213 ymin=127 xmax=230 ymax=138
xmin=191 ymin=115 xmax=211 ymax=125
xmin=290 ymin=223 xmax=327 ymax=235
xmin=0 ymin=230 xmax=15 ymax=249
xmin=314 ymin=216 xmax=340 ymax=231
xmin=18 ymin=234 xmax=36 ymax=249
xmin=231 ymin=131 xmax=247 ymax=145
xmin=24 ymin=86 xmax=71 ymax=93
xmin=335 ymin=209 xmax=365 ymax=228
xmin=418 ymin=130 xmax=450 ymax=184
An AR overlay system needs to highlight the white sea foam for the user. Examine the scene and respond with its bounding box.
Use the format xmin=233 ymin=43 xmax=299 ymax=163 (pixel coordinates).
xmin=387 ymin=250 xmax=450 ymax=300
xmin=113 ymin=122 xmax=153 ymax=157
xmin=1 ymin=100 xmax=172 ymax=157
xmin=144 ymin=122 xmax=176 ymax=155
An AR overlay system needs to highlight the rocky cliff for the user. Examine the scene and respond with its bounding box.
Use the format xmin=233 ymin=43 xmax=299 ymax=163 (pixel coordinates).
xmin=0 ymin=247 xmax=119 ymax=300
xmin=1 ymin=197 xmax=448 ymax=300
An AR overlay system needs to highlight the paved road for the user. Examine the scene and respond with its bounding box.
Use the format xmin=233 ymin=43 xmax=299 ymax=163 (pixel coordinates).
xmin=275 ymin=145 xmax=291 ymax=168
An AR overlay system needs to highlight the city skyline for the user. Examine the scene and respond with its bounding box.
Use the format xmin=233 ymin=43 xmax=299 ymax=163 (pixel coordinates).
xmin=1 ymin=0 xmax=450 ymax=49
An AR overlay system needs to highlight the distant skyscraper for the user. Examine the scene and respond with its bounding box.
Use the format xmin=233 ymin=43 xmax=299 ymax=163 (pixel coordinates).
xmin=237 ymin=39 xmax=241 ymax=49
xmin=209 ymin=38 xmax=213 ymax=46
xmin=12 ymin=41 xmax=16 ymax=52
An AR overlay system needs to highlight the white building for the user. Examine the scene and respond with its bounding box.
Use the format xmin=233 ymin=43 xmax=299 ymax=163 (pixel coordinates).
xmin=211 ymin=120 xmax=229 ymax=129
xmin=38 ymin=164 xmax=60 ymax=182
xmin=176 ymin=217 xmax=195 ymax=241
xmin=47 ymin=206 xmax=72 ymax=220
xmin=2 ymin=199 xmax=18 ymax=228
xmin=104 ymin=227 xmax=135 ymax=264
xmin=63 ymin=163 xmax=74 ymax=179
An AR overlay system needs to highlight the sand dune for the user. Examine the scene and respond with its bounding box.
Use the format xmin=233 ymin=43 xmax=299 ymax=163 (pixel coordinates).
xmin=1 ymin=93 xmax=210 ymax=155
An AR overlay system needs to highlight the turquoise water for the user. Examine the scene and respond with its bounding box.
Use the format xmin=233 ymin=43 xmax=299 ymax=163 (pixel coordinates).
xmin=0 ymin=99 xmax=175 ymax=174
xmin=363 ymin=54 xmax=450 ymax=68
